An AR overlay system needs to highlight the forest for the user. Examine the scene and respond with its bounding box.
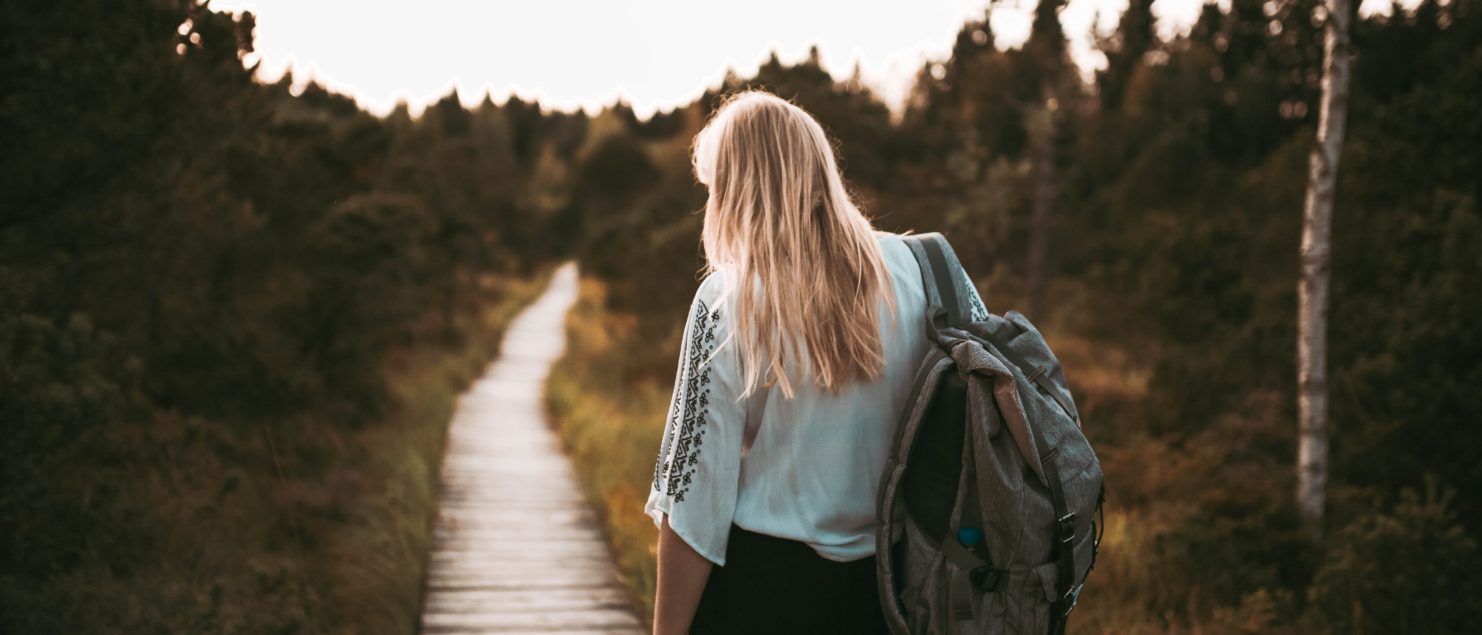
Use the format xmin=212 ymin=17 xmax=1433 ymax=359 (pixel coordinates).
xmin=3 ymin=0 xmax=1479 ymax=633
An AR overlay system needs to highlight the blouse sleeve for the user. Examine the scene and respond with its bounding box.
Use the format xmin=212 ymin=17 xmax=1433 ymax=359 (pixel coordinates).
xmin=644 ymin=272 xmax=749 ymax=566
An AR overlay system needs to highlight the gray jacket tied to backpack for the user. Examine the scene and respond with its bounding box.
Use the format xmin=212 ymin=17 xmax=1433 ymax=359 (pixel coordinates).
xmin=876 ymin=233 xmax=1105 ymax=635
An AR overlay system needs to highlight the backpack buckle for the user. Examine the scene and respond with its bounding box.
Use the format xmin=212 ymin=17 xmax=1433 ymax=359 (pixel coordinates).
xmin=1057 ymin=512 xmax=1077 ymax=544
xmin=1056 ymin=583 xmax=1082 ymax=617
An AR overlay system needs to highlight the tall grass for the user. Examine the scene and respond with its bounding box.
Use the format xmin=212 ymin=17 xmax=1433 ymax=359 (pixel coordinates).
xmin=316 ymin=266 xmax=556 ymax=632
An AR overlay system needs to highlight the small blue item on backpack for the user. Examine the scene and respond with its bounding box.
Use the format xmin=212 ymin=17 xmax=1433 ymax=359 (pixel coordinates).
xmin=957 ymin=527 xmax=983 ymax=547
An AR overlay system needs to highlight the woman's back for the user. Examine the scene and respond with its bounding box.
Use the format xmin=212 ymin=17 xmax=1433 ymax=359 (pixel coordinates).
xmin=648 ymin=89 xmax=986 ymax=633
xmin=732 ymin=230 xmax=931 ymax=560
xmin=645 ymin=230 xmax=988 ymax=566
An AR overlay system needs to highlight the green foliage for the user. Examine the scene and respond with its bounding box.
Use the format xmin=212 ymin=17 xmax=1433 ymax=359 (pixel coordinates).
xmin=0 ymin=312 xmax=147 ymax=596
xmin=1308 ymin=480 xmax=1482 ymax=633
xmin=1325 ymin=44 xmax=1482 ymax=530
xmin=298 ymin=193 xmax=441 ymax=414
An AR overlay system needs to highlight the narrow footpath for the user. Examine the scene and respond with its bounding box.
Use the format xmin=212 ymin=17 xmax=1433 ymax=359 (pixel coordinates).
xmin=420 ymin=261 xmax=643 ymax=634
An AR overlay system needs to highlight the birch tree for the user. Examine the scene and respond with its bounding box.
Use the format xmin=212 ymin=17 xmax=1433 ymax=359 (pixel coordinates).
xmin=1298 ymin=0 xmax=1355 ymax=534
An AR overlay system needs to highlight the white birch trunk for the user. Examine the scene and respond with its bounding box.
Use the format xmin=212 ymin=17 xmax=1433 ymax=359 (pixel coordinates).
xmin=1298 ymin=0 xmax=1354 ymax=534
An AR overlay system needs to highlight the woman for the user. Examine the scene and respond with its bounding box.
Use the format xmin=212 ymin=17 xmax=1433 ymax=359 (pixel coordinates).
xmin=644 ymin=90 xmax=987 ymax=634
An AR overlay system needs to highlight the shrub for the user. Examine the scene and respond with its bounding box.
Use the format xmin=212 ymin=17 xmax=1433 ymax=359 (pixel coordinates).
xmin=1307 ymin=479 xmax=1482 ymax=633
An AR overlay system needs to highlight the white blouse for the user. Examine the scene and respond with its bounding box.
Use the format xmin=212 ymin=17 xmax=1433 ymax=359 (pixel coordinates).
xmin=644 ymin=230 xmax=989 ymax=566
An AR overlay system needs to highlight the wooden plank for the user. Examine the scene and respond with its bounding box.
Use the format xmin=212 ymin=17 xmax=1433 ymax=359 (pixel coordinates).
xmin=420 ymin=608 xmax=642 ymax=632
xmin=423 ymin=586 xmax=631 ymax=610
xmin=429 ymin=545 xmax=613 ymax=557
xmin=433 ymin=526 xmax=608 ymax=540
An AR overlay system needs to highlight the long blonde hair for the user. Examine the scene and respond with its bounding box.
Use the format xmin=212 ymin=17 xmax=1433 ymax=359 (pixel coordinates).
xmin=691 ymin=89 xmax=897 ymax=400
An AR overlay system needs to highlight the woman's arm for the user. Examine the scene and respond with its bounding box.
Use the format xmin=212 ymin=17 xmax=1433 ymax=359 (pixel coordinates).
xmin=647 ymin=274 xmax=745 ymax=633
xmin=653 ymin=515 xmax=714 ymax=635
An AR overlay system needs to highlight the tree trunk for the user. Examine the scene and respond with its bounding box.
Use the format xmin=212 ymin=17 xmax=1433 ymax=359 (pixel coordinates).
xmin=1026 ymin=80 xmax=1056 ymax=320
xmin=1298 ymin=0 xmax=1353 ymax=536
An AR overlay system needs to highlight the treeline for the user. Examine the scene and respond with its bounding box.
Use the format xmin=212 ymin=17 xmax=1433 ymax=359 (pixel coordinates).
xmin=1 ymin=1 xmax=589 ymax=632
xmin=554 ymin=0 xmax=1482 ymax=631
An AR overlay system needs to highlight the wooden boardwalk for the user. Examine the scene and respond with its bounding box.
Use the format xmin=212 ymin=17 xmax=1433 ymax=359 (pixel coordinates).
xmin=421 ymin=262 xmax=643 ymax=634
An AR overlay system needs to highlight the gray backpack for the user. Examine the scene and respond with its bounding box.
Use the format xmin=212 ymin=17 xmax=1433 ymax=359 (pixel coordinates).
xmin=876 ymin=233 xmax=1105 ymax=635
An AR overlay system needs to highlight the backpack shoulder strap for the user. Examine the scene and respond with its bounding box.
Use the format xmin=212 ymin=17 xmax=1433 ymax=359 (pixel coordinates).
xmin=902 ymin=232 xmax=972 ymax=332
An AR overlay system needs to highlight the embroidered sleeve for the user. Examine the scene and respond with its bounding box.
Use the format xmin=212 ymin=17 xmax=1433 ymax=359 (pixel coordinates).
xmin=955 ymin=265 xmax=990 ymax=322
xmin=644 ymin=273 xmax=748 ymax=566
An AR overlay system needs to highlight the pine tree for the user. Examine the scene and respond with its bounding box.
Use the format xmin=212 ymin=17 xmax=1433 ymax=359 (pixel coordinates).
xmin=1096 ymin=0 xmax=1156 ymax=111
xmin=1024 ymin=0 xmax=1068 ymax=320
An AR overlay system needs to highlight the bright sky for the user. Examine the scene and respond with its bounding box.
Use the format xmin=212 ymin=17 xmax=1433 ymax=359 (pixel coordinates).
xmin=209 ymin=0 xmax=1413 ymax=120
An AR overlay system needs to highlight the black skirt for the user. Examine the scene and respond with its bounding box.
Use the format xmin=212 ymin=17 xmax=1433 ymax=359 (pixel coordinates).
xmin=689 ymin=524 xmax=890 ymax=634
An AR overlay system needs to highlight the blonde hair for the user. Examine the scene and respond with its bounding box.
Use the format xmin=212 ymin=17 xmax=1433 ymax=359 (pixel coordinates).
xmin=691 ymin=89 xmax=897 ymax=400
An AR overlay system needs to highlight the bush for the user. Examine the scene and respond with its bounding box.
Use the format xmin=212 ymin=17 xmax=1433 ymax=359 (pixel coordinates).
xmin=1307 ymin=479 xmax=1482 ymax=633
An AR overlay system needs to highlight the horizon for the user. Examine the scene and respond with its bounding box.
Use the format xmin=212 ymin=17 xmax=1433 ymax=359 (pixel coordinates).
xmin=211 ymin=0 xmax=1414 ymax=120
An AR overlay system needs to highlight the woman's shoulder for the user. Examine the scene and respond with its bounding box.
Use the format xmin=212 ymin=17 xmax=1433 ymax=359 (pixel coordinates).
xmin=873 ymin=230 xmax=919 ymax=273
xmin=694 ymin=268 xmax=728 ymax=307
xmin=872 ymin=228 xmax=910 ymax=251
xmin=686 ymin=268 xmax=733 ymax=333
